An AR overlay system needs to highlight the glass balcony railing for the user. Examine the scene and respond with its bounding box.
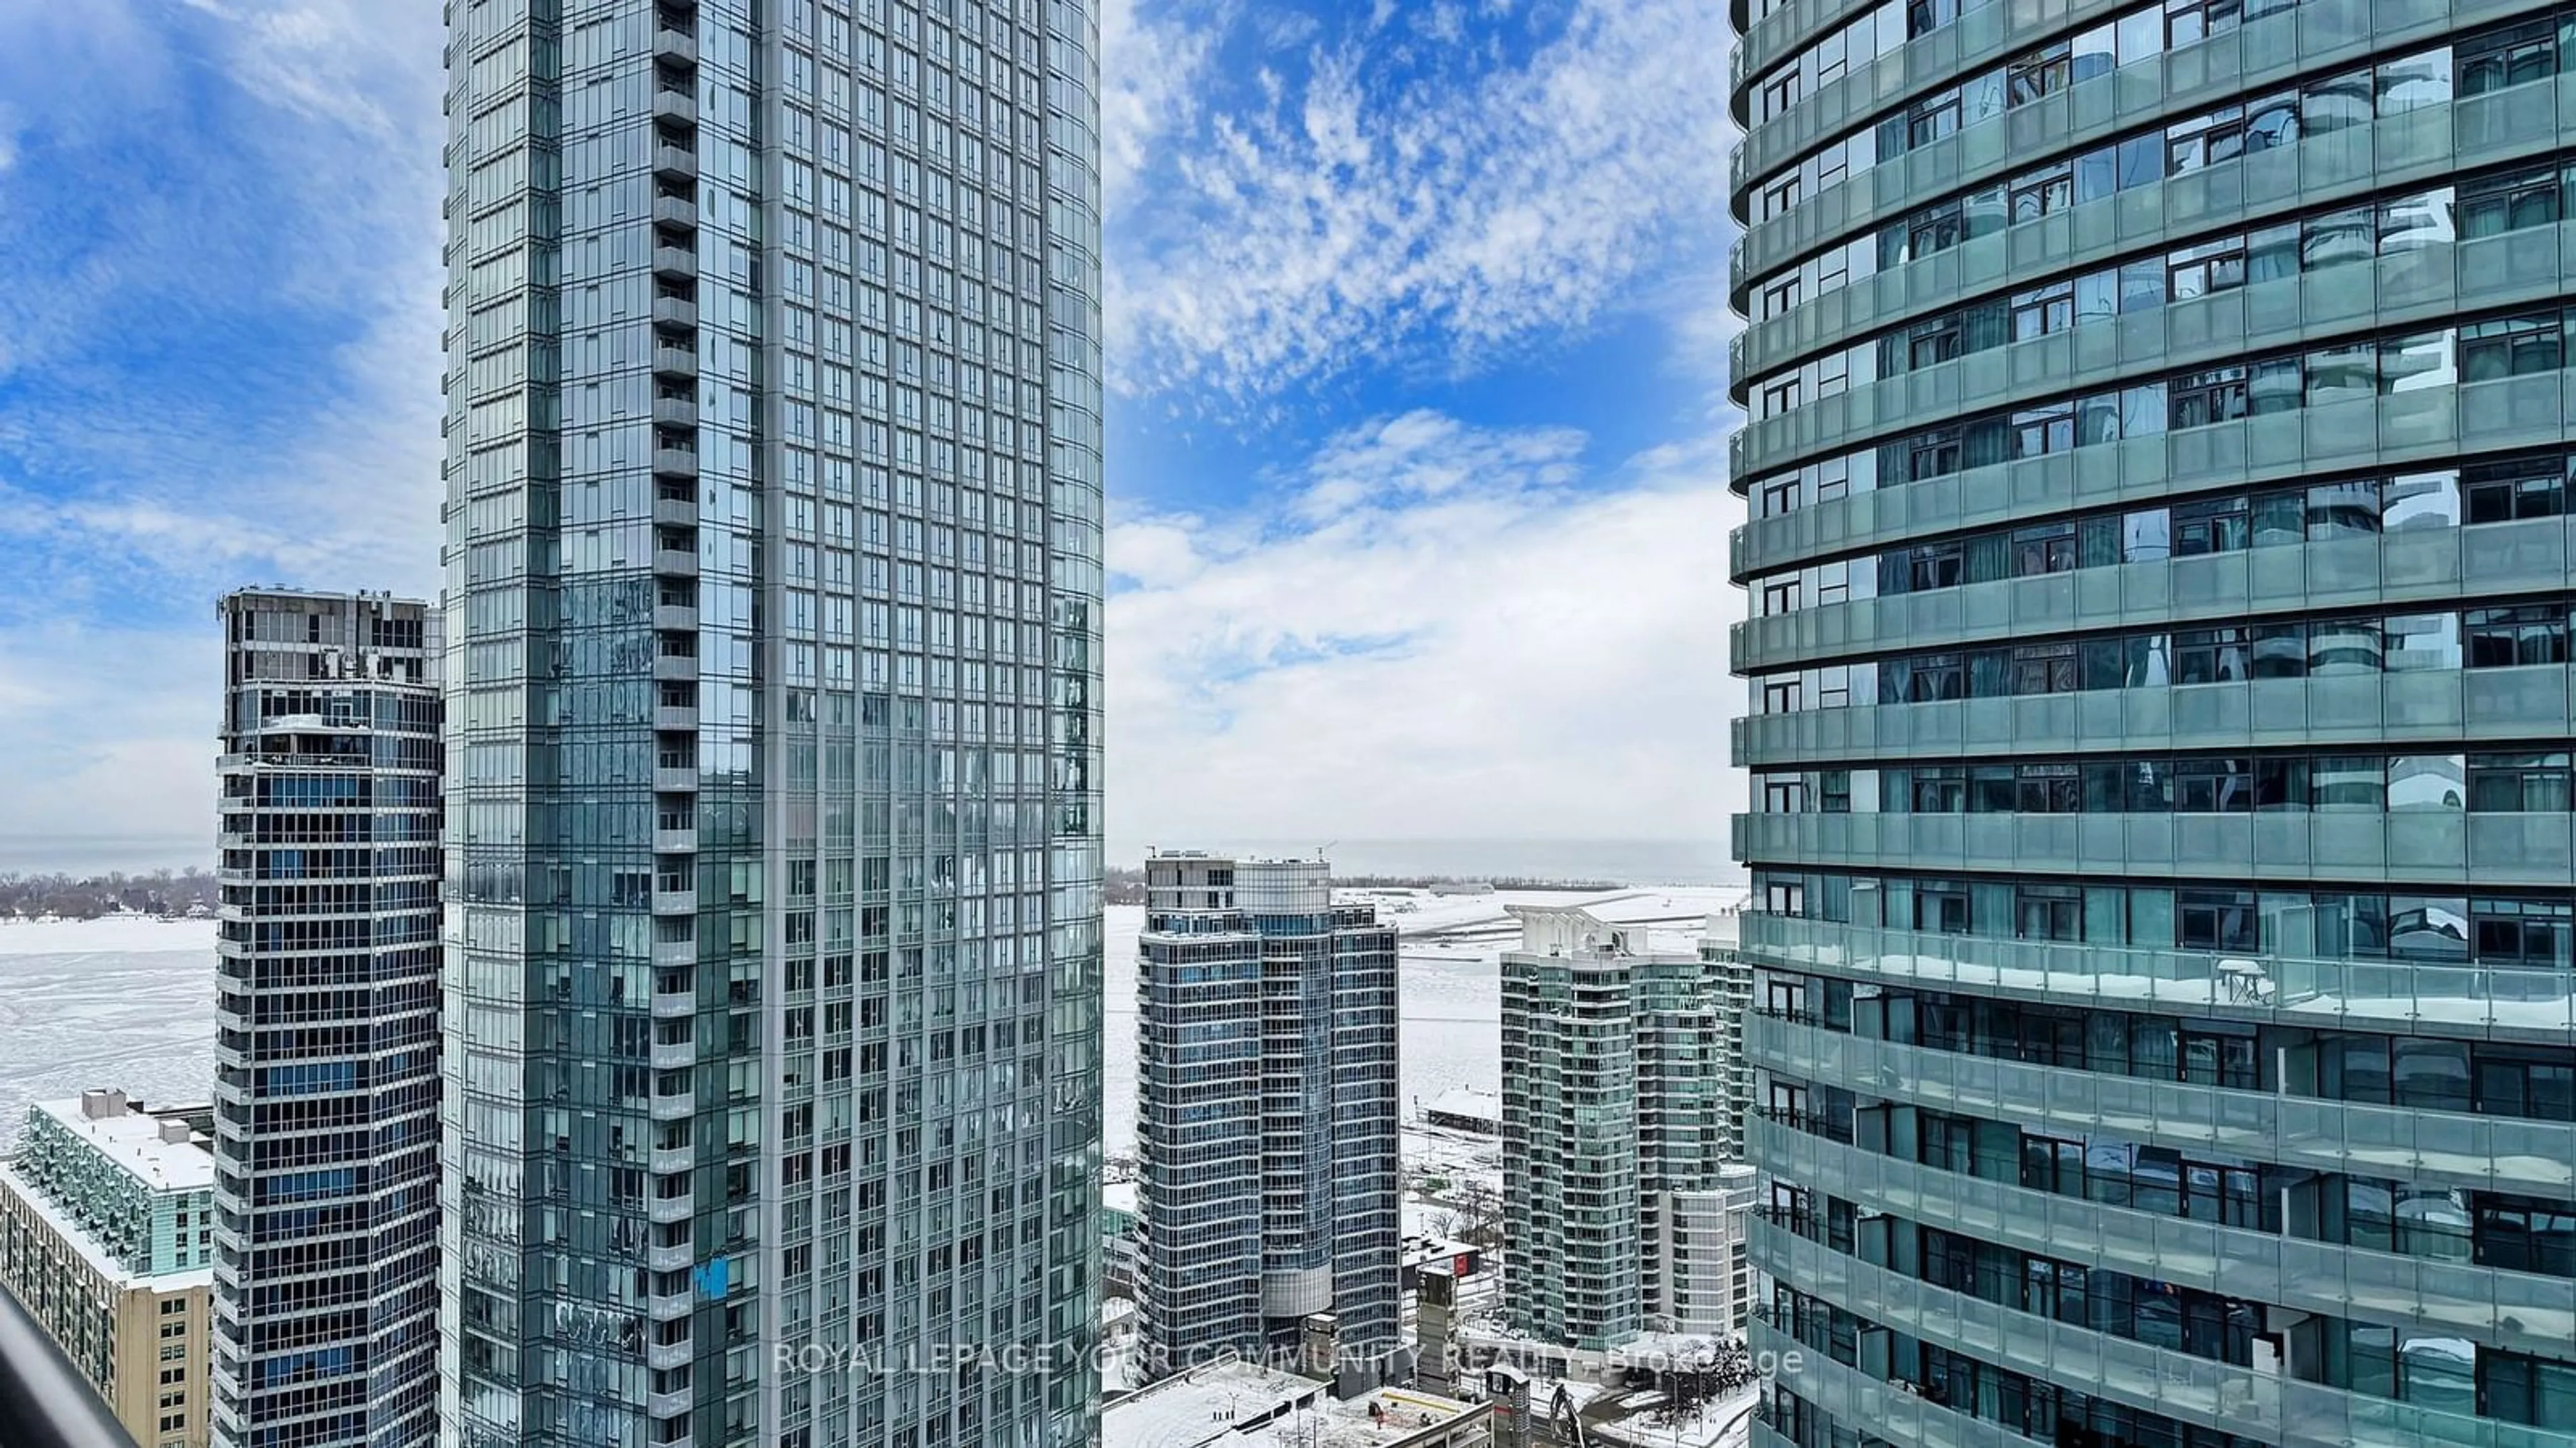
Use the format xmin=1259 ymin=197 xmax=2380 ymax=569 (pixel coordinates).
xmin=1738 ymin=911 xmax=2576 ymax=1033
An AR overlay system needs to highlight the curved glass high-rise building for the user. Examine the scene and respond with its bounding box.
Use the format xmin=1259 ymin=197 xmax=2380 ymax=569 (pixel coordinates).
xmin=1133 ymin=854 xmax=1401 ymax=1386
xmin=214 ymin=589 xmax=443 ymax=1448
xmin=439 ymin=3 xmax=1104 ymax=1447
xmin=1729 ymin=0 xmax=2576 ymax=1443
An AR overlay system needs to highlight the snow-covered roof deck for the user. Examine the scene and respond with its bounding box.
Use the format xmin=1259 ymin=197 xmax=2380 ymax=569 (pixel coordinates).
xmin=1422 ymin=1088 xmax=1500 ymax=1125
xmin=32 ymin=1095 xmax=215 ymax=1193
xmin=1104 ymin=1361 xmax=1326 ymax=1448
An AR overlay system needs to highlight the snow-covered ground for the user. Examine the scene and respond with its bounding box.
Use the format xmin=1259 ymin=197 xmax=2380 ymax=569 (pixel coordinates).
xmin=1405 ymin=1124 xmax=1504 ymax=1204
xmin=1588 ymin=1387 xmax=1762 ymax=1448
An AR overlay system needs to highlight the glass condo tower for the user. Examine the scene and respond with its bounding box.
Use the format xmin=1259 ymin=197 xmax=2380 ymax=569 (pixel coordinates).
xmin=214 ymin=589 xmax=443 ymax=1448
xmin=1132 ymin=855 xmax=1402 ymax=1387
xmin=1730 ymin=0 xmax=2576 ymax=1443
xmin=438 ymin=3 xmax=1104 ymax=1447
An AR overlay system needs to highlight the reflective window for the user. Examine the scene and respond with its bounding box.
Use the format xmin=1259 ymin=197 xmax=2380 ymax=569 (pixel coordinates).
xmin=2458 ymin=13 xmax=2576 ymax=95
xmin=2464 ymin=454 xmax=2569 ymax=522
xmin=2459 ymin=163 xmax=2563 ymax=237
xmin=2461 ymin=314 xmax=2569 ymax=380
xmin=2465 ymin=605 xmax=2572 ymax=667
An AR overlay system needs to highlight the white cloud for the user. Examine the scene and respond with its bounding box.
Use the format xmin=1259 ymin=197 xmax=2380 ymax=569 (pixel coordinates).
xmin=1106 ymin=412 xmax=1746 ymax=857
xmin=0 ymin=622 xmax=217 ymax=864
xmin=0 ymin=0 xmax=445 ymax=602
xmin=1291 ymin=408 xmax=1587 ymax=520
xmin=1110 ymin=0 xmax=1734 ymax=398
xmin=0 ymin=0 xmax=446 ymax=854
xmin=1100 ymin=0 xmax=1220 ymax=214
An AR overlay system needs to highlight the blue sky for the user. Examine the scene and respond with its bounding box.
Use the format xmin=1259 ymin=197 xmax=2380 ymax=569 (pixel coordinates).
xmin=0 ymin=0 xmax=1745 ymax=868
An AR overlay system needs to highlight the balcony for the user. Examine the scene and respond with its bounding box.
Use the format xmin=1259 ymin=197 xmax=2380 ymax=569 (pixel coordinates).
xmin=653 ymin=827 xmax=698 ymax=854
xmin=651 ymin=1038 xmax=696 ymax=1071
xmin=651 ymin=295 xmax=698 ymax=333
xmin=654 ymin=766 xmax=698 ymax=794
xmin=654 ymin=548 xmax=699 ymax=579
xmin=653 ymin=601 xmax=699 ymax=632
xmin=654 ymin=144 xmax=699 ymax=184
xmin=654 ymin=703 xmax=699 ymax=733
xmin=652 ymin=989 xmax=696 ymax=1020
xmin=651 ymin=448 xmax=700 ymax=483
xmin=653 ymin=243 xmax=696 ymax=281
xmin=651 ymin=86 xmax=697 ymax=128
xmin=649 ymin=1088 xmax=695 ymax=1123
xmin=653 ymin=396 xmax=697 ymax=430
xmin=650 ymin=1144 xmax=694 ymax=1177
xmin=648 ymin=1191 xmax=695 ymax=1225
xmin=652 ymin=652 xmax=697 ymax=683
xmin=648 ymin=1386 xmax=694 ymax=1421
xmin=646 ymin=1337 xmax=692 ymax=1373
xmin=647 ymin=1239 xmax=692 ymax=1274
xmin=651 ymin=193 xmax=698 ymax=231
xmin=654 ymin=446 xmax=706 ymax=484
xmin=0 ymin=1278 xmax=142 ymax=1448
xmin=653 ymin=25 xmax=698 ymax=66
xmin=653 ymin=887 xmax=698 ymax=917
xmin=651 ymin=936 xmax=698 ymax=969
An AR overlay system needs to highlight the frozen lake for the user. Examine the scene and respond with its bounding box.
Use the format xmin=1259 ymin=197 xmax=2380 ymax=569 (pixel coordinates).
xmin=0 ymin=917 xmax=221 ymax=1149
xmin=0 ymin=884 xmax=1743 ymax=1157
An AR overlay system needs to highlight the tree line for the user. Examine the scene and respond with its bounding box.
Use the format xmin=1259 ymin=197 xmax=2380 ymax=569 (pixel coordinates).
xmin=0 ymin=869 xmax=219 ymax=920
xmin=1105 ymin=866 xmax=1623 ymax=904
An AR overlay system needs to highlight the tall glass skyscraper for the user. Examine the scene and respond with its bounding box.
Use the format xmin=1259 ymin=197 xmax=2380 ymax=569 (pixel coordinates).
xmin=1133 ymin=854 xmax=1401 ymax=1388
xmin=1731 ymin=0 xmax=2576 ymax=1443
xmin=438 ymin=2 xmax=1103 ymax=1446
xmin=213 ymin=589 xmax=443 ymax=1448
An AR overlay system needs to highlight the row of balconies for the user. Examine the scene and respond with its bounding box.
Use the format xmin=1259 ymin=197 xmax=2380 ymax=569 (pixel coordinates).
xmin=629 ymin=19 xmax=704 ymax=1437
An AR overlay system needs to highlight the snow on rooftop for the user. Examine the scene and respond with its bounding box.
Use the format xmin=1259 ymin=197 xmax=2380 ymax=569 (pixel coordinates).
xmin=1104 ymin=1180 xmax=1141 ymax=1219
xmin=1103 ymin=1361 xmax=1326 ymax=1448
xmin=1231 ymin=1383 xmax=1486 ymax=1448
xmin=34 ymin=1096 xmax=215 ymax=1193
xmin=1385 ymin=887 xmax=1748 ymax=952
xmin=1105 ymin=1365 xmax=1487 ymax=1448
xmin=1421 ymin=1088 xmax=1499 ymax=1123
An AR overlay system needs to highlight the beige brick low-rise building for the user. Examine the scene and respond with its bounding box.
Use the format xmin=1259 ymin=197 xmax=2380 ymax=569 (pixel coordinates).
xmin=0 ymin=1090 xmax=216 ymax=1448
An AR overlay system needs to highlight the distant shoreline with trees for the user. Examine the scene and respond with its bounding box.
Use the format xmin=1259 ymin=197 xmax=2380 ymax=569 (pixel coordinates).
xmin=0 ymin=870 xmax=218 ymax=920
xmin=1103 ymin=864 xmax=1629 ymax=904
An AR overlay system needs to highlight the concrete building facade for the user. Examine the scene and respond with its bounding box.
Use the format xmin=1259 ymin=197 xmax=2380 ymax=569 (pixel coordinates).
xmin=214 ymin=588 xmax=443 ymax=1448
xmin=437 ymin=3 xmax=1105 ymax=1445
xmin=1656 ymin=1162 xmax=1760 ymax=1343
xmin=1134 ymin=854 xmax=1401 ymax=1388
xmin=1501 ymin=907 xmax=1752 ymax=1351
xmin=1729 ymin=0 xmax=2576 ymax=1440
xmin=0 ymin=1091 xmax=219 ymax=1448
